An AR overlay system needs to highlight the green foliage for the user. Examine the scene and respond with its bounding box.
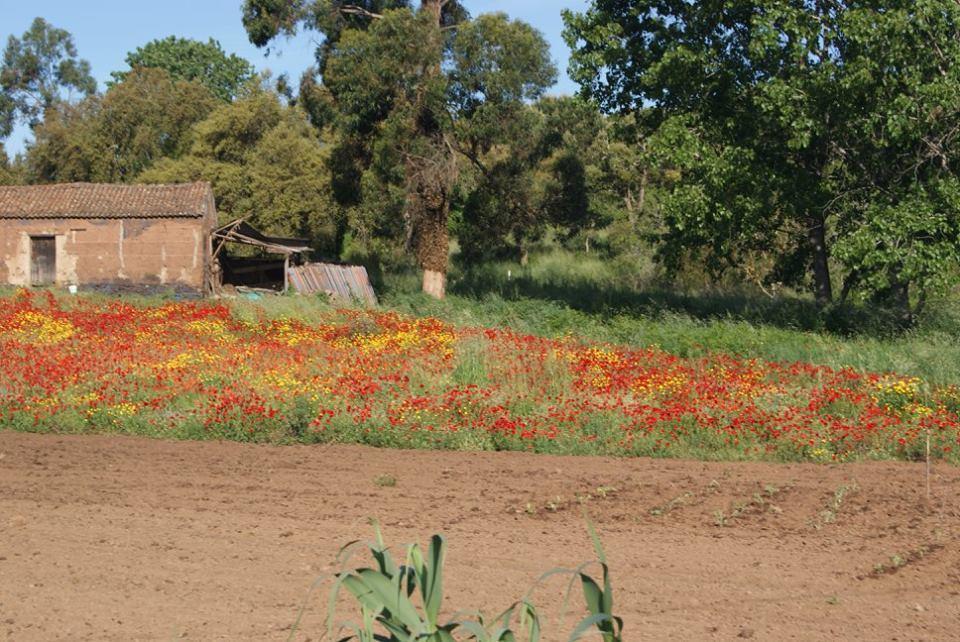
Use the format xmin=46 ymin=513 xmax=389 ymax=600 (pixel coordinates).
xmin=564 ymin=0 xmax=960 ymax=316
xmin=449 ymin=12 xmax=557 ymax=112
xmin=315 ymin=522 xmax=621 ymax=642
xmin=139 ymin=88 xmax=343 ymax=254
xmin=0 ymin=17 xmax=96 ymax=137
xmin=0 ymin=142 xmax=15 ymax=185
xmin=835 ymin=179 xmax=960 ymax=312
xmin=455 ymin=96 xmax=616 ymax=263
xmin=27 ymin=67 xmax=217 ymax=182
xmin=109 ymin=36 xmax=255 ymax=102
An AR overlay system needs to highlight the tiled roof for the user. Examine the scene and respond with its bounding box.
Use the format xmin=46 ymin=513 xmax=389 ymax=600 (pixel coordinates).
xmin=0 ymin=182 xmax=213 ymax=218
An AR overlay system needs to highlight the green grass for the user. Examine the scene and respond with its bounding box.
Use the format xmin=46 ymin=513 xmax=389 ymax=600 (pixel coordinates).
xmin=379 ymin=295 xmax=960 ymax=388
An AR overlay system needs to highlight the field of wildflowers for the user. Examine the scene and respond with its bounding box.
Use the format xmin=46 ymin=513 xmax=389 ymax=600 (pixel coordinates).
xmin=1 ymin=289 xmax=958 ymax=463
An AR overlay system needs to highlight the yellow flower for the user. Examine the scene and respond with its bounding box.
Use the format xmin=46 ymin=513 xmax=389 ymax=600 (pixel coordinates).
xmin=160 ymin=350 xmax=217 ymax=370
xmin=186 ymin=319 xmax=235 ymax=343
xmin=5 ymin=311 xmax=75 ymax=345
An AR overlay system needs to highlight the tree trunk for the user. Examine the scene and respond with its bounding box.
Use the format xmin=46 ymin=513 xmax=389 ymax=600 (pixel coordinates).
xmin=806 ymin=214 xmax=833 ymax=306
xmin=422 ymin=269 xmax=446 ymax=298
xmin=887 ymin=265 xmax=912 ymax=325
xmin=409 ymin=0 xmax=450 ymax=299
xmin=891 ymin=280 xmax=910 ymax=324
xmin=412 ymin=178 xmax=450 ymax=298
xmin=421 ymin=0 xmax=442 ymax=20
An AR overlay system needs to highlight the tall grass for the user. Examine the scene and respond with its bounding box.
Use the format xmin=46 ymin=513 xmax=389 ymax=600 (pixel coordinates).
xmin=377 ymin=251 xmax=960 ymax=386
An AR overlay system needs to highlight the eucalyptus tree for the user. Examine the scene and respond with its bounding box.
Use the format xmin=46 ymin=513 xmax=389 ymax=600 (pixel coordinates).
xmin=243 ymin=1 xmax=556 ymax=297
xmin=1 ymin=17 xmax=96 ymax=138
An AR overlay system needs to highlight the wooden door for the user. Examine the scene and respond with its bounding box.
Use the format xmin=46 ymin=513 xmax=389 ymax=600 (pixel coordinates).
xmin=30 ymin=236 xmax=56 ymax=286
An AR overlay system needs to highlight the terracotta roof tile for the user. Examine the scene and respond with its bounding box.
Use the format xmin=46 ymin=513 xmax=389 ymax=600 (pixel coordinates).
xmin=0 ymin=182 xmax=213 ymax=218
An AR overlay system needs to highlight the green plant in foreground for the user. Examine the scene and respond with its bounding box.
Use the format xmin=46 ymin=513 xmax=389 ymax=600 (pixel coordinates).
xmin=297 ymin=520 xmax=623 ymax=641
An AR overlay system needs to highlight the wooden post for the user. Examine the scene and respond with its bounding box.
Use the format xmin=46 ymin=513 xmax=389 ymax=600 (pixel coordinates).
xmin=283 ymin=254 xmax=290 ymax=294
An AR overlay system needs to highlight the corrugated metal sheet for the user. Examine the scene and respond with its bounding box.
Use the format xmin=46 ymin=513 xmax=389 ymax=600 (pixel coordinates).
xmin=287 ymin=263 xmax=378 ymax=305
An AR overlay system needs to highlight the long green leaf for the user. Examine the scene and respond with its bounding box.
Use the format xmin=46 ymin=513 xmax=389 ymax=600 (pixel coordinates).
xmin=454 ymin=620 xmax=492 ymax=642
xmin=369 ymin=519 xmax=399 ymax=576
xmin=341 ymin=573 xmax=386 ymax=614
xmin=585 ymin=516 xmax=607 ymax=565
xmin=357 ymin=568 xmax=424 ymax=632
xmin=488 ymin=627 xmax=517 ymax=642
xmin=518 ymin=600 xmax=541 ymax=642
xmin=579 ymin=574 xmax=604 ymax=619
xmin=567 ymin=613 xmax=615 ymax=642
xmin=423 ymin=535 xmax=445 ymax=626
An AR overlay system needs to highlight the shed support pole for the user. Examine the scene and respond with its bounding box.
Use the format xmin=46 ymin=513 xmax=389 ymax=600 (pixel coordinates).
xmin=283 ymin=255 xmax=290 ymax=294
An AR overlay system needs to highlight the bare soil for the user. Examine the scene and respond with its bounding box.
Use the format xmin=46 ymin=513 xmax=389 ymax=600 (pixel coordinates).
xmin=1 ymin=432 xmax=959 ymax=641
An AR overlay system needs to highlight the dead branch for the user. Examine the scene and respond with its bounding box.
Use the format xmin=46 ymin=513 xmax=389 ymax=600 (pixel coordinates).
xmin=340 ymin=5 xmax=383 ymax=19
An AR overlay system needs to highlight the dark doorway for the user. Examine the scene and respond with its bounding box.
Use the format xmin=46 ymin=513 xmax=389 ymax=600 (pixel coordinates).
xmin=30 ymin=236 xmax=56 ymax=286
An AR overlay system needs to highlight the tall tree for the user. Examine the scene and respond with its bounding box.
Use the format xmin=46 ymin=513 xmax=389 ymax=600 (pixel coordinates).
xmin=565 ymin=1 xmax=960 ymax=314
xmin=0 ymin=17 xmax=96 ymax=138
xmin=27 ymin=68 xmax=217 ymax=183
xmin=110 ymin=37 xmax=255 ymax=102
xmin=243 ymin=1 xmax=555 ymax=298
xmin=140 ymin=89 xmax=343 ymax=255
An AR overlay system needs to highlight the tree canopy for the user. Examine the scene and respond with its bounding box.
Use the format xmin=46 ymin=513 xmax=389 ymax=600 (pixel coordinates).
xmin=139 ymin=89 xmax=343 ymax=255
xmin=4 ymin=4 xmax=957 ymax=322
xmin=565 ymin=0 xmax=960 ymax=316
xmin=27 ymin=68 xmax=217 ymax=183
xmin=0 ymin=17 xmax=96 ymax=138
xmin=110 ymin=37 xmax=255 ymax=102
xmin=0 ymin=142 xmax=15 ymax=185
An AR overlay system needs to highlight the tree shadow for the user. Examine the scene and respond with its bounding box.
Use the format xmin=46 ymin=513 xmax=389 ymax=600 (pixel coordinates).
xmin=449 ymin=268 xmax=906 ymax=337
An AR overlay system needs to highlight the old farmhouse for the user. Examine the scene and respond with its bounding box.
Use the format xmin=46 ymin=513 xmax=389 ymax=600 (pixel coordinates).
xmin=0 ymin=182 xmax=217 ymax=293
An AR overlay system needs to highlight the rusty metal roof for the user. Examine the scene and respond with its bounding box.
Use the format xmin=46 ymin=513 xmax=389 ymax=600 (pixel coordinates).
xmin=0 ymin=182 xmax=214 ymax=218
xmin=213 ymin=219 xmax=311 ymax=255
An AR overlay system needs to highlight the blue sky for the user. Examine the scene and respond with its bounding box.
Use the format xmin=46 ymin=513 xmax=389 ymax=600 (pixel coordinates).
xmin=2 ymin=0 xmax=590 ymax=155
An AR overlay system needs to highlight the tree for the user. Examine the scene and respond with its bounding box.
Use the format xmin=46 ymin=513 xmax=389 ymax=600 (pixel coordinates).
xmin=565 ymin=0 xmax=960 ymax=315
xmin=27 ymin=68 xmax=217 ymax=183
xmin=244 ymin=1 xmax=555 ymax=298
xmin=455 ymin=97 xmax=616 ymax=264
xmin=0 ymin=143 xmax=14 ymax=184
xmin=455 ymin=103 xmax=546 ymax=264
xmin=110 ymin=37 xmax=255 ymax=102
xmin=139 ymin=89 xmax=343 ymax=255
xmin=0 ymin=17 xmax=96 ymax=138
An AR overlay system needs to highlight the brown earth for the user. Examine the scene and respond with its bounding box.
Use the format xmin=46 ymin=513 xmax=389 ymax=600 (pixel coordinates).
xmin=1 ymin=432 xmax=959 ymax=641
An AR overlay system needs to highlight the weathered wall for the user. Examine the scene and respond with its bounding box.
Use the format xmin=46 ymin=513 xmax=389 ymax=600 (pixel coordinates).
xmin=0 ymin=218 xmax=207 ymax=289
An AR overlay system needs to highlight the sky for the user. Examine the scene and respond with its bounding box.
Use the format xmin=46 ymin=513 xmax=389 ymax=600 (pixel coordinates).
xmin=2 ymin=0 xmax=591 ymax=155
